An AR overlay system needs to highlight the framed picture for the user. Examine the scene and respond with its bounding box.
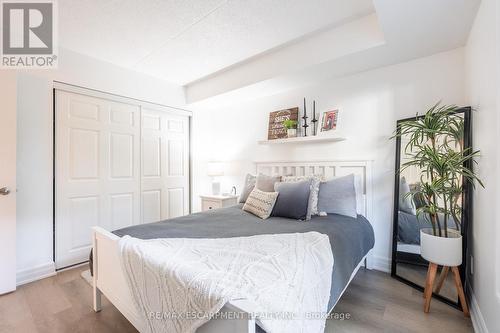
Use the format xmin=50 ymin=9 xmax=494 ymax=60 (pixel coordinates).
xmin=321 ymin=110 xmax=338 ymax=132
xmin=267 ymin=107 xmax=299 ymax=140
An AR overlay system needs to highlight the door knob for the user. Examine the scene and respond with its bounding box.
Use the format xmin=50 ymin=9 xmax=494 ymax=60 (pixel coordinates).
xmin=0 ymin=187 xmax=10 ymax=195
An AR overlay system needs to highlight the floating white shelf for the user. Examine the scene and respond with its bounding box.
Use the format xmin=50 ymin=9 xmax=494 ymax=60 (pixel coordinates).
xmin=258 ymin=136 xmax=346 ymax=145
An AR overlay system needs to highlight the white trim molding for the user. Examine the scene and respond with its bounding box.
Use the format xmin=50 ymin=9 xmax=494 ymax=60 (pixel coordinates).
xmin=16 ymin=262 xmax=56 ymax=286
xmin=468 ymin=285 xmax=489 ymax=333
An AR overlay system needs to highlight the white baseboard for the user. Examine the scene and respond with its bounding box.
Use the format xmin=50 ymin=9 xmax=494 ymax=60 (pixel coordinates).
xmin=371 ymin=254 xmax=391 ymax=273
xmin=16 ymin=262 xmax=56 ymax=286
xmin=468 ymin=285 xmax=489 ymax=333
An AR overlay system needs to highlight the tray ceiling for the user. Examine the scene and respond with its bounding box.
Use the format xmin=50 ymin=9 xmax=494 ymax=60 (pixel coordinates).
xmin=59 ymin=0 xmax=374 ymax=85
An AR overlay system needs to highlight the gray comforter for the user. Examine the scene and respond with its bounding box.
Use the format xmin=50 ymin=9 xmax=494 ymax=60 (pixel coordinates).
xmin=107 ymin=204 xmax=374 ymax=311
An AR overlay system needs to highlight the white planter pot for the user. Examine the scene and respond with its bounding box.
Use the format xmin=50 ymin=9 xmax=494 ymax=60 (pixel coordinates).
xmin=287 ymin=128 xmax=297 ymax=138
xmin=420 ymin=228 xmax=462 ymax=266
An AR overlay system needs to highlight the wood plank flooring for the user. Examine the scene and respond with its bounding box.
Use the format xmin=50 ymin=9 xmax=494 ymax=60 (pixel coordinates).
xmin=0 ymin=266 xmax=473 ymax=333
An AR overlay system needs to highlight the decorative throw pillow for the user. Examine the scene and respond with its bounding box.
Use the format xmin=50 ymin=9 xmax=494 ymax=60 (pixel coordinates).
xmin=239 ymin=174 xmax=256 ymax=203
xmin=255 ymin=174 xmax=282 ymax=192
xmin=399 ymin=177 xmax=416 ymax=215
xmin=271 ymin=180 xmax=311 ymax=220
xmin=317 ymin=174 xmax=357 ymax=218
xmin=243 ymin=188 xmax=279 ymax=219
xmin=282 ymin=175 xmax=321 ymax=219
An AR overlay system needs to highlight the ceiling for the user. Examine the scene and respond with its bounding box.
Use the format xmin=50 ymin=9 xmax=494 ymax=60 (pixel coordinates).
xmin=59 ymin=0 xmax=374 ymax=85
xmin=185 ymin=0 xmax=481 ymax=106
xmin=59 ymin=0 xmax=481 ymax=105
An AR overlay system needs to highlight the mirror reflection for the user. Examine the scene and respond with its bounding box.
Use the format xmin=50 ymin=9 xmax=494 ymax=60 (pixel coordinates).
xmin=394 ymin=112 xmax=466 ymax=303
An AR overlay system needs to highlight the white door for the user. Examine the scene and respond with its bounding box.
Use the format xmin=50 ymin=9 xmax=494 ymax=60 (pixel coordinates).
xmin=141 ymin=108 xmax=190 ymax=223
xmin=0 ymin=71 xmax=17 ymax=294
xmin=55 ymin=90 xmax=141 ymax=268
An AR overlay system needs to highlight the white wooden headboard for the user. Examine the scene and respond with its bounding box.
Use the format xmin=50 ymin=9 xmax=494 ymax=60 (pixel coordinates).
xmin=255 ymin=160 xmax=373 ymax=219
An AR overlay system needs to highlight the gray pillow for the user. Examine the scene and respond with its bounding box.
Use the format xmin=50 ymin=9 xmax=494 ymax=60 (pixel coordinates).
xmin=282 ymin=175 xmax=321 ymax=220
xmin=239 ymin=174 xmax=256 ymax=203
xmin=318 ymin=174 xmax=357 ymax=218
xmin=271 ymin=180 xmax=311 ymax=220
xmin=399 ymin=177 xmax=416 ymax=215
xmin=255 ymin=174 xmax=281 ymax=192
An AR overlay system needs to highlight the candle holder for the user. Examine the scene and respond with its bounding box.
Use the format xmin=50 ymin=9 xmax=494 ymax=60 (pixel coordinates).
xmin=302 ymin=97 xmax=309 ymax=137
xmin=311 ymin=100 xmax=318 ymax=136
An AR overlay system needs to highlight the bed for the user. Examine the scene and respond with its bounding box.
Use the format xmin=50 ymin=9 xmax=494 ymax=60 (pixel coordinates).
xmin=91 ymin=160 xmax=375 ymax=333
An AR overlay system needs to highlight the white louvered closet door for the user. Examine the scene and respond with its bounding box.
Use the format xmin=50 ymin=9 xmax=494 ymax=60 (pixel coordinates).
xmin=141 ymin=108 xmax=190 ymax=223
xmin=55 ymin=90 xmax=141 ymax=269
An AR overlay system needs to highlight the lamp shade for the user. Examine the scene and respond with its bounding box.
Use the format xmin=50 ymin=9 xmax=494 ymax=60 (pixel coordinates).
xmin=207 ymin=162 xmax=224 ymax=177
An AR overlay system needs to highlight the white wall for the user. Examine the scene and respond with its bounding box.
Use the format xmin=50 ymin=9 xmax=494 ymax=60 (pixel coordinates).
xmin=192 ymin=48 xmax=466 ymax=272
xmin=465 ymin=0 xmax=500 ymax=331
xmin=16 ymin=48 xmax=185 ymax=284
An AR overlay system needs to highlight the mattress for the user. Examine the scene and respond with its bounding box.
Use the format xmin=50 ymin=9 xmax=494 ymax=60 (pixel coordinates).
xmin=100 ymin=204 xmax=374 ymax=312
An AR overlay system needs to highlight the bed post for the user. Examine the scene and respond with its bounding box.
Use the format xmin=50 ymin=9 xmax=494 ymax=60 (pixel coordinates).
xmin=92 ymin=229 xmax=102 ymax=312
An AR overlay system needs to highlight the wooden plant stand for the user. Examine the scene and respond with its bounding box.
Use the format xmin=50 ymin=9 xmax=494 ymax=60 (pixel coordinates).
xmin=423 ymin=263 xmax=469 ymax=316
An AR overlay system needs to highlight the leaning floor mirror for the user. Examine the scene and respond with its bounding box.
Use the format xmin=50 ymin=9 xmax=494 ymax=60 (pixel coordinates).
xmin=391 ymin=106 xmax=473 ymax=310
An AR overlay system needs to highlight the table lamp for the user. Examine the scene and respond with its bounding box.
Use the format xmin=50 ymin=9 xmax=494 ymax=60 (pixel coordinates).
xmin=207 ymin=162 xmax=224 ymax=195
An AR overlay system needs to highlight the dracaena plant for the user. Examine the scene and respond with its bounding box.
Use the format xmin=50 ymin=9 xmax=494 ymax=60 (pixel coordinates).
xmin=394 ymin=103 xmax=484 ymax=237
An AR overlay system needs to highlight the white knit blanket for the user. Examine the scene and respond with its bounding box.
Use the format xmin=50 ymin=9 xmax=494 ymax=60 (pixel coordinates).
xmin=119 ymin=232 xmax=333 ymax=333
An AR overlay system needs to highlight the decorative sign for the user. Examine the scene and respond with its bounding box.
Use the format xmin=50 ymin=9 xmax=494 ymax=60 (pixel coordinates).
xmin=267 ymin=107 xmax=299 ymax=140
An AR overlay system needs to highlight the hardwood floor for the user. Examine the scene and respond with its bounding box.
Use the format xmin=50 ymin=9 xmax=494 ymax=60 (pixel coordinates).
xmin=0 ymin=266 xmax=473 ymax=333
xmin=331 ymin=269 xmax=473 ymax=333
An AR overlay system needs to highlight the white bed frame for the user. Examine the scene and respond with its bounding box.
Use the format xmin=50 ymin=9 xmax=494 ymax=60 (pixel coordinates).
xmin=92 ymin=160 xmax=374 ymax=333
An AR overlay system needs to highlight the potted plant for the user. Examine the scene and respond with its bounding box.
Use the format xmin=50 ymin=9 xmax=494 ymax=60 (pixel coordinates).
xmin=395 ymin=103 xmax=483 ymax=267
xmin=283 ymin=119 xmax=298 ymax=138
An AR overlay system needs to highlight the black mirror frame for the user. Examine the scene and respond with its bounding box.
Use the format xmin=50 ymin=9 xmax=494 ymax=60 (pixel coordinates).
xmin=390 ymin=106 xmax=473 ymax=311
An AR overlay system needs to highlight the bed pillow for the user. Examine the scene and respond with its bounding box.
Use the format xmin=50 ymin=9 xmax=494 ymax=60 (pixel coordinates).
xmin=239 ymin=174 xmax=256 ymax=203
xmin=242 ymin=188 xmax=279 ymax=219
xmin=255 ymin=174 xmax=281 ymax=192
xmin=323 ymin=174 xmax=363 ymax=214
xmin=282 ymin=175 xmax=321 ymax=220
xmin=318 ymin=174 xmax=357 ymax=218
xmin=271 ymin=180 xmax=311 ymax=220
xmin=399 ymin=177 xmax=416 ymax=215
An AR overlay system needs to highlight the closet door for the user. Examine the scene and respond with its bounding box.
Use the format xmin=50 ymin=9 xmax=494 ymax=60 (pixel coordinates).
xmin=55 ymin=90 xmax=140 ymax=268
xmin=141 ymin=108 xmax=190 ymax=223
xmin=0 ymin=72 xmax=17 ymax=294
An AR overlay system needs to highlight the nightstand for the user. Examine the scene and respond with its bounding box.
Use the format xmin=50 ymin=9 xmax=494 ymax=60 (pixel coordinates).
xmin=200 ymin=195 xmax=239 ymax=211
